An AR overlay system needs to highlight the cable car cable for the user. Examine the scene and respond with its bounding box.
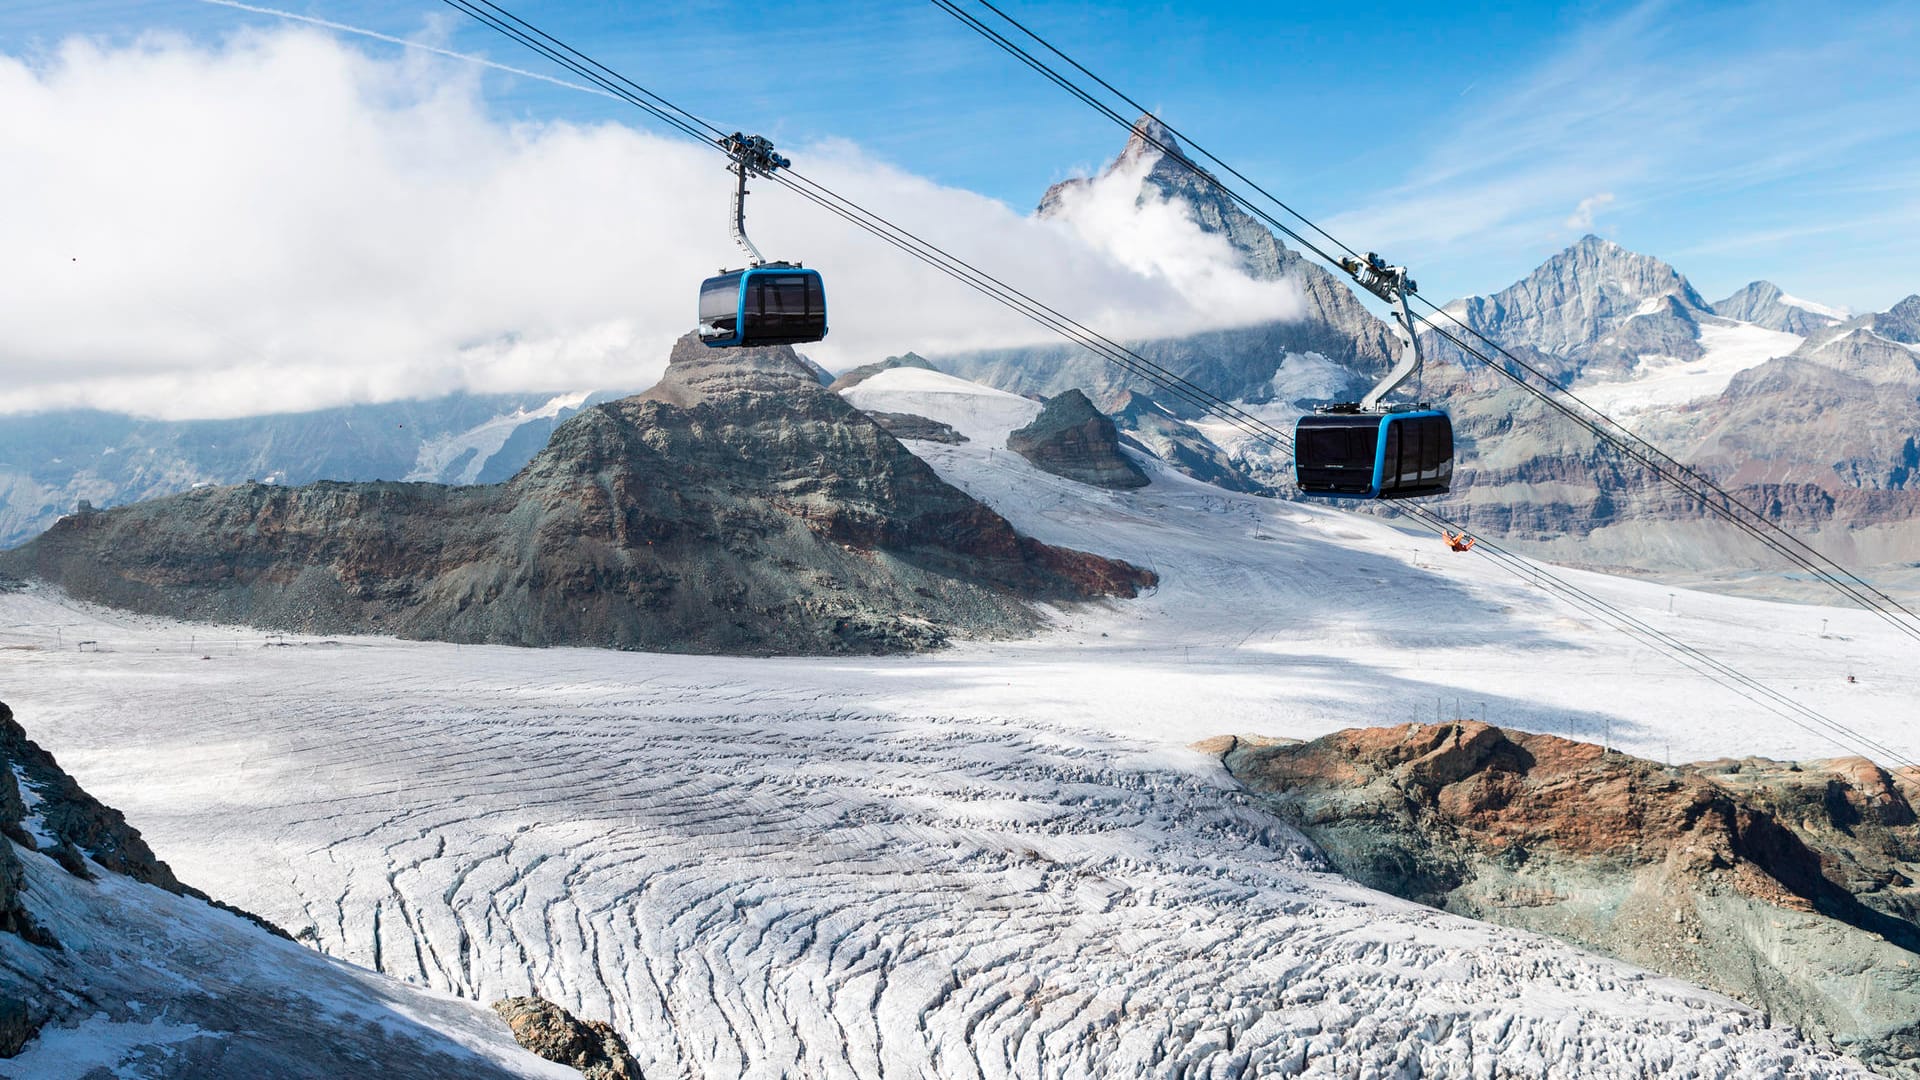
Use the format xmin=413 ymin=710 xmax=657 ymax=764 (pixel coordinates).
xmin=433 ymin=1 xmax=1913 ymax=766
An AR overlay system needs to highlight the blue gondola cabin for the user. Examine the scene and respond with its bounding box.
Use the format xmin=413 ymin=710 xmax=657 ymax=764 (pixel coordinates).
xmin=698 ymin=264 xmax=828 ymax=348
xmin=1294 ymin=409 xmax=1453 ymax=499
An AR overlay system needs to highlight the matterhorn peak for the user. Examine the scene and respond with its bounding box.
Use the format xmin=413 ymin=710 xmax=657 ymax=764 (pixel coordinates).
xmin=1116 ymin=113 xmax=1189 ymax=170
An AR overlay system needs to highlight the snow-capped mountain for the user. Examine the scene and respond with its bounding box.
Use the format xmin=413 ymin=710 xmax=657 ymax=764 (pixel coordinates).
xmin=941 ymin=116 xmax=1396 ymax=407
xmin=5 ymin=368 xmax=1910 ymax=1076
xmin=1713 ymin=280 xmax=1851 ymax=334
xmin=1439 ymin=234 xmax=1716 ymax=382
xmin=1790 ymin=294 xmax=1920 ymax=384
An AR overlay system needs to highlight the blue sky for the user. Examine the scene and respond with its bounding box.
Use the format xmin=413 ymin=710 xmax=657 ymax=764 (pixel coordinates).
xmin=2 ymin=0 xmax=1917 ymax=418
xmin=6 ymin=0 xmax=1916 ymax=313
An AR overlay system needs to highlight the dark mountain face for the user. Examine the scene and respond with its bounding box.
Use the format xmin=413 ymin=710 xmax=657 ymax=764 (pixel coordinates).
xmin=1006 ymin=390 xmax=1149 ymax=490
xmin=0 ymin=336 xmax=1150 ymax=655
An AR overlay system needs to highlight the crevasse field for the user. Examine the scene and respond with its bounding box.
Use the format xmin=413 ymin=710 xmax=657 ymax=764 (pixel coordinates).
xmin=1 ymin=369 xmax=1908 ymax=1077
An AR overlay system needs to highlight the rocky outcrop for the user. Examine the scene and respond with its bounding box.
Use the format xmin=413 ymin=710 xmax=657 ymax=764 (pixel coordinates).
xmin=826 ymin=351 xmax=936 ymax=393
xmin=1217 ymin=721 xmax=1920 ymax=1076
xmin=1006 ymin=390 xmax=1149 ymax=490
xmin=493 ymin=997 xmax=641 ymax=1079
xmin=1110 ymin=390 xmax=1268 ymax=494
xmin=864 ymin=411 xmax=968 ymax=443
xmin=0 ymin=336 xmax=1151 ymax=655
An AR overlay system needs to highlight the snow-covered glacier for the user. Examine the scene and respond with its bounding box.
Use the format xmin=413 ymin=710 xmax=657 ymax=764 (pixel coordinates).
xmin=2 ymin=367 xmax=1909 ymax=1076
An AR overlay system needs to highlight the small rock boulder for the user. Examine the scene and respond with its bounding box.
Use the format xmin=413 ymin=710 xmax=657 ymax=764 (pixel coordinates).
xmin=1006 ymin=389 xmax=1149 ymax=489
xmin=492 ymin=996 xmax=642 ymax=1079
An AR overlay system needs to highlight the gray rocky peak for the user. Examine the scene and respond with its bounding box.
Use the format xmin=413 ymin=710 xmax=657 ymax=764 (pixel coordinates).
xmin=1438 ymin=235 xmax=1713 ymax=380
xmin=1007 ymin=389 xmax=1150 ymax=490
xmin=1450 ymin=235 xmax=1709 ymax=354
xmin=0 ymin=334 xmax=1153 ymax=655
xmin=1114 ymin=113 xmax=1189 ymax=172
xmin=642 ymin=332 xmax=827 ymax=408
xmin=1021 ymin=113 xmax=1396 ymax=393
xmin=1711 ymin=280 xmax=1845 ymax=335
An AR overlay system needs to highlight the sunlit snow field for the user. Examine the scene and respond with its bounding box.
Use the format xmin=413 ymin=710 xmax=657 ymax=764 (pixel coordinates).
xmin=1 ymin=368 xmax=1907 ymax=1077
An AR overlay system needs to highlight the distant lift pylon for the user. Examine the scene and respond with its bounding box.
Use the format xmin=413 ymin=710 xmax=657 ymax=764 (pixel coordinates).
xmin=697 ymin=133 xmax=829 ymax=349
xmin=1293 ymin=252 xmax=1454 ymax=500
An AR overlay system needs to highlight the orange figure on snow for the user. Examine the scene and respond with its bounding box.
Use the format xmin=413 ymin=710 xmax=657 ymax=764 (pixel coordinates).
xmin=1443 ymin=531 xmax=1476 ymax=553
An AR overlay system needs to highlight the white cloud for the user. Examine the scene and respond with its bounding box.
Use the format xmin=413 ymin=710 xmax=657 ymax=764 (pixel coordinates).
xmin=1563 ymin=192 xmax=1615 ymax=231
xmin=0 ymin=28 xmax=1299 ymax=419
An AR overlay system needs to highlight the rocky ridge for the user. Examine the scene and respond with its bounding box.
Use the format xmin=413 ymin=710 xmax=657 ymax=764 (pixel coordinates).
xmin=1005 ymin=389 xmax=1149 ymax=489
xmin=1110 ymin=390 xmax=1270 ymax=494
xmin=1216 ymin=721 xmax=1920 ymax=1076
xmin=1439 ymin=234 xmax=1715 ymax=381
xmin=0 ymin=335 xmax=1150 ymax=655
xmin=826 ymin=351 xmax=937 ymax=393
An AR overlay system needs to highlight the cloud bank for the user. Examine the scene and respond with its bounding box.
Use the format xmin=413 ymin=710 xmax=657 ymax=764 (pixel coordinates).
xmin=0 ymin=28 xmax=1299 ymax=419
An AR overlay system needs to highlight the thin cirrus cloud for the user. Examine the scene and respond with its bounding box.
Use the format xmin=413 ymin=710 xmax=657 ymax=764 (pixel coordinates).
xmin=0 ymin=26 xmax=1302 ymax=420
xmin=1321 ymin=1 xmax=1920 ymax=308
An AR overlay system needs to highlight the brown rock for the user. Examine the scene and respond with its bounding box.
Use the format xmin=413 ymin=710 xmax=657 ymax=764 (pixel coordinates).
xmin=492 ymin=997 xmax=641 ymax=1080
xmin=1220 ymin=721 xmax=1920 ymax=1075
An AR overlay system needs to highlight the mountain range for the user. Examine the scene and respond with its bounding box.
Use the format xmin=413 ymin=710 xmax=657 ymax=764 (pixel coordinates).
xmin=2 ymin=115 xmax=1914 ymax=597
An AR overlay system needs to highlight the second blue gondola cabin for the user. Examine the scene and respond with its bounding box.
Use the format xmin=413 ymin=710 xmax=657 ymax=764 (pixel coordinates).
xmin=1294 ymin=409 xmax=1453 ymax=500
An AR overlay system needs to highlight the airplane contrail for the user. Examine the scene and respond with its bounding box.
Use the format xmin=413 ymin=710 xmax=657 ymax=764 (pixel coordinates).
xmin=190 ymin=0 xmax=618 ymax=99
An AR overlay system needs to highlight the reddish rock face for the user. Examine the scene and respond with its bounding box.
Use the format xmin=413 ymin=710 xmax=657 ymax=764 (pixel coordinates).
xmin=0 ymin=336 xmax=1152 ymax=655
xmin=1219 ymin=721 xmax=1920 ymax=1074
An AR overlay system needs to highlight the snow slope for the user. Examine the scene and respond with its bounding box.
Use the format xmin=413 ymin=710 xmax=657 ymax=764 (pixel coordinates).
xmin=1572 ymin=321 xmax=1804 ymax=415
xmin=0 ymin=369 xmax=1910 ymax=1076
xmin=405 ymin=391 xmax=594 ymax=484
xmin=0 ymin=842 xmax=578 ymax=1080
